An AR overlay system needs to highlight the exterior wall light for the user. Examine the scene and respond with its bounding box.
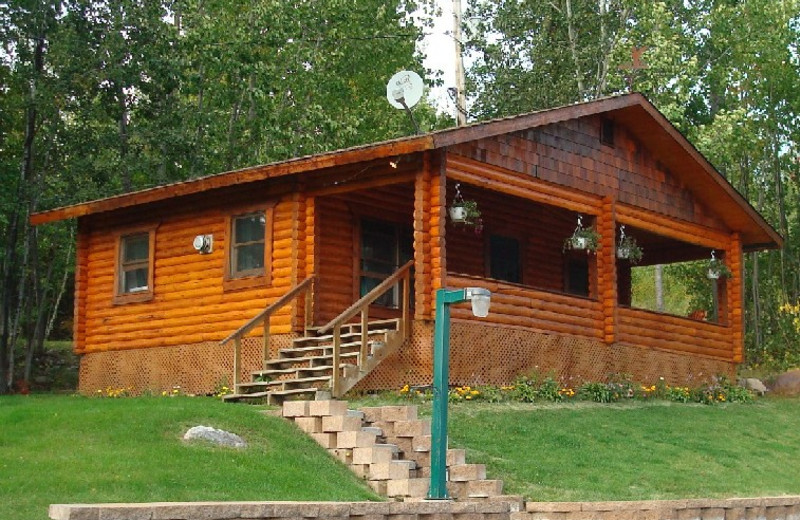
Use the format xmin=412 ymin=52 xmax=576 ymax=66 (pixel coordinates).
xmin=428 ymin=286 xmax=491 ymax=500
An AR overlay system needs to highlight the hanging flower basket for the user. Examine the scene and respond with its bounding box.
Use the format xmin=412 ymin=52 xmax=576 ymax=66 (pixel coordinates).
xmin=449 ymin=199 xmax=481 ymax=225
xmin=616 ymin=226 xmax=643 ymax=264
xmin=449 ymin=183 xmax=481 ymax=227
xmin=707 ymin=251 xmax=732 ymax=280
xmin=707 ymin=260 xmax=733 ymax=279
xmin=564 ymin=216 xmax=600 ymax=253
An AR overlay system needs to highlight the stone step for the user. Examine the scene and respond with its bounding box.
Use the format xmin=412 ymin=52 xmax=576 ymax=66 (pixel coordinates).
xmin=368 ymin=460 xmax=417 ymax=480
xmin=449 ymin=464 xmax=487 ymax=482
xmin=447 ymin=479 xmax=504 ymax=499
xmin=352 ymin=444 xmax=399 ymax=465
xmin=336 ymin=429 xmax=379 ymax=449
xmin=321 ymin=414 xmax=363 ymax=433
xmin=360 ymin=405 xmax=418 ymax=423
xmin=385 ymin=478 xmax=430 ymax=498
xmin=392 ymin=419 xmax=431 ymax=438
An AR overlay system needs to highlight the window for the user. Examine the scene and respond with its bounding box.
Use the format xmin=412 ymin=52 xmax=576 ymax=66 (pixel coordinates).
xmin=114 ymin=228 xmax=155 ymax=304
xmin=231 ymin=212 xmax=266 ymax=277
xmin=224 ymin=206 xmax=273 ymax=291
xmin=601 ymin=118 xmax=615 ymax=147
xmin=359 ymin=219 xmax=412 ymax=308
xmin=565 ymin=256 xmax=590 ymax=297
xmin=488 ymin=234 xmax=521 ymax=284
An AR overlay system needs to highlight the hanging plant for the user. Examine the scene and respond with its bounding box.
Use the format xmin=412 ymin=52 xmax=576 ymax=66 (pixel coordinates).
xmin=707 ymin=251 xmax=733 ymax=280
xmin=616 ymin=225 xmax=643 ymax=264
xmin=564 ymin=215 xmax=601 ymax=253
xmin=449 ymin=183 xmax=482 ymax=226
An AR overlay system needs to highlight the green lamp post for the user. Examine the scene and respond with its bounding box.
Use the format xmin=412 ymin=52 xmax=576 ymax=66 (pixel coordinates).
xmin=428 ymin=286 xmax=491 ymax=500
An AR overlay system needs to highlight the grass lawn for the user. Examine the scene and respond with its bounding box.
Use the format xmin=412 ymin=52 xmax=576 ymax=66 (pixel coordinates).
xmin=5 ymin=394 xmax=800 ymax=520
xmin=442 ymin=398 xmax=800 ymax=501
xmin=0 ymin=395 xmax=377 ymax=520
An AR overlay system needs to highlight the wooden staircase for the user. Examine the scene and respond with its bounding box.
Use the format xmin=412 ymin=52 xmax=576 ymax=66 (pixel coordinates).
xmin=224 ymin=319 xmax=404 ymax=404
xmin=221 ymin=261 xmax=414 ymax=405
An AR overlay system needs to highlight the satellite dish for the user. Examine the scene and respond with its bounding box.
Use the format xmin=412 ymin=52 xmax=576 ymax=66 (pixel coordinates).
xmin=386 ymin=70 xmax=424 ymax=110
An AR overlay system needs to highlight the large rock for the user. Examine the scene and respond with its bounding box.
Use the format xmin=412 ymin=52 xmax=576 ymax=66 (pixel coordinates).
xmin=183 ymin=425 xmax=246 ymax=448
xmin=739 ymin=378 xmax=768 ymax=396
xmin=770 ymin=370 xmax=800 ymax=396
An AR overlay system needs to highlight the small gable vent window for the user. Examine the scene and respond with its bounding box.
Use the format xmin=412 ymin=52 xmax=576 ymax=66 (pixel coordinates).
xmin=601 ymin=119 xmax=615 ymax=147
xmin=115 ymin=228 xmax=155 ymax=304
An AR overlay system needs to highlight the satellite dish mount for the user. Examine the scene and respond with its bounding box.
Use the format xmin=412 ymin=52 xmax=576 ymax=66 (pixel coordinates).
xmin=386 ymin=70 xmax=424 ymax=135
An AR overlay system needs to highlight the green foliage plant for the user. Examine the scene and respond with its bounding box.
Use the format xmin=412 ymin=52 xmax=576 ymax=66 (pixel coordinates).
xmin=563 ymin=226 xmax=601 ymax=253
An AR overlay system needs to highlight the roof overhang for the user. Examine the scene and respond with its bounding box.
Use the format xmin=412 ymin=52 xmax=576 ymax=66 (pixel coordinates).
xmin=31 ymin=93 xmax=781 ymax=251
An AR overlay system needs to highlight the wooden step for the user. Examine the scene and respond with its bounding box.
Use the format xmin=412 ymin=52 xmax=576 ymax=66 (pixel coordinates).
xmin=304 ymin=319 xmax=400 ymax=337
xmin=236 ymin=375 xmax=330 ymax=393
xmin=264 ymin=351 xmax=359 ymax=370
xmin=278 ymin=342 xmax=362 ymax=358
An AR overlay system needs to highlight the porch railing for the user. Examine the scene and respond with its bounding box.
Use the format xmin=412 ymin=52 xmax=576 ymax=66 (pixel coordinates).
xmin=317 ymin=260 xmax=413 ymax=396
xmin=220 ymin=275 xmax=315 ymax=390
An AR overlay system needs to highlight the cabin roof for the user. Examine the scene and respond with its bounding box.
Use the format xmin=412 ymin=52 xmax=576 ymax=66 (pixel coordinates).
xmin=31 ymin=92 xmax=781 ymax=249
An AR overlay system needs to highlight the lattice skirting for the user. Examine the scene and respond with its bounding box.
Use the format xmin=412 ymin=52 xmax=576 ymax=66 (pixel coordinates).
xmin=78 ymin=322 xmax=734 ymax=396
xmin=78 ymin=334 xmax=298 ymax=396
xmin=355 ymin=320 xmax=735 ymax=392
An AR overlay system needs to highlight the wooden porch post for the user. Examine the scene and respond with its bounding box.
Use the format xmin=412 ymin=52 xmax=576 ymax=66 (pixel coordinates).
xmin=728 ymin=233 xmax=744 ymax=363
xmin=598 ymin=197 xmax=617 ymax=344
xmin=414 ymin=151 xmax=445 ymax=320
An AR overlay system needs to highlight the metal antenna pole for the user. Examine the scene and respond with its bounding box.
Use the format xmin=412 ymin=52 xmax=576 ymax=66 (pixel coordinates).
xmin=453 ymin=0 xmax=467 ymax=126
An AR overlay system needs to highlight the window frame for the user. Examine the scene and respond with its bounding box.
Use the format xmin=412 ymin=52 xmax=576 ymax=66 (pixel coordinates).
xmin=223 ymin=204 xmax=274 ymax=292
xmin=113 ymin=225 xmax=156 ymax=305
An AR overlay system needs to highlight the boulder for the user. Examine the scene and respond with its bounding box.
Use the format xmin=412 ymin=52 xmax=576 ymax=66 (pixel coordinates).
xmin=770 ymin=370 xmax=800 ymax=396
xmin=739 ymin=378 xmax=768 ymax=396
xmin=183 ymin=425 xmax=246 ymax=448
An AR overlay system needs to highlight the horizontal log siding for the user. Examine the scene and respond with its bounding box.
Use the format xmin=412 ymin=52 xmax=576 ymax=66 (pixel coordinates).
xmin=315 ymin=197 xmax=356 ymax=324
xmin=617 ymin=307 xmax=733 ymax=360
xmin=448 ymin=116 xmax=725 ymax=230
xmin=445 ymin=185 xmax=580 ymax=293
xmin=79 ymin=197 xmax=297 ymax=354
xmin=447 ymin=274 xmax=604 ymax=340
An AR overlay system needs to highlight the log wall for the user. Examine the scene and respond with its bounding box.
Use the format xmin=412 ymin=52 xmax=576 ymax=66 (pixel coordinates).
xmin=446 ymin=274 xmax=604 ymax=340
xmin=78 ymin=190 xmax=301 ymax=355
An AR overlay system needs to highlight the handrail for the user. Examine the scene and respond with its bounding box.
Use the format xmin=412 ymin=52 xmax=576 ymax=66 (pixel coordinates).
xmin=318 ymin=260 xmax=414 ymax=335
xmin=221 ymin=275 xmax=315 ymax=390
xmin=318 ymin=260 xmax=413 ymax=397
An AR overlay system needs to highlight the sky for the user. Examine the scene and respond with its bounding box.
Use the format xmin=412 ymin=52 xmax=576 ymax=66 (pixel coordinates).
xmin=417 ymin=1 xmax=459 ymax=116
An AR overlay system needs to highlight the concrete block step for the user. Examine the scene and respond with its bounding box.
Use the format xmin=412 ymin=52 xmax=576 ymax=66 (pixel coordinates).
xmin=448 ymin=479 xmax=504 ymax=499
xmin=352 ymin=444 xmax=399 ymax=465
xmin=368 ymin=459 xmax=417 ymax=480
xmin=336 ymin=429 xmax=379 ymax=449
xmin=448 ymin=464 xmax=487 ymax=482
xmin=393 ymin=419 xmax=431 ymax=438
xmin=360 ymin=405 xmax=418 ymax=424
xmin=385 ymin=478 xmax=430 ymax=498
xmin=321 ymin=414 xmax=363 ymax=433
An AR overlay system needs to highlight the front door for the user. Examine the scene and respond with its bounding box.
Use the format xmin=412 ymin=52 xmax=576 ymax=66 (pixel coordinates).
xmin=359 ymin=218 xmax=413 ymax=308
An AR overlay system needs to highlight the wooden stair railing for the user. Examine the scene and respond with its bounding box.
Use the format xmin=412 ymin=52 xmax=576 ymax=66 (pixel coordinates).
xmin=220 ymin=276 xmax=315 ymax=389
xmin=317 ymin=260 xmax=413 ymax=397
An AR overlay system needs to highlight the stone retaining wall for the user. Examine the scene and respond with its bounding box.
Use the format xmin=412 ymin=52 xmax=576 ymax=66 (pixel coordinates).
xmin=49 ymin=497 xmax=800 ymax=520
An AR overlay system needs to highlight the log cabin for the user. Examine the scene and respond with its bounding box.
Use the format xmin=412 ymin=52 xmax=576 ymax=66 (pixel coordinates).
xmin=31 ymin=93 xmax=781 ymax=402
